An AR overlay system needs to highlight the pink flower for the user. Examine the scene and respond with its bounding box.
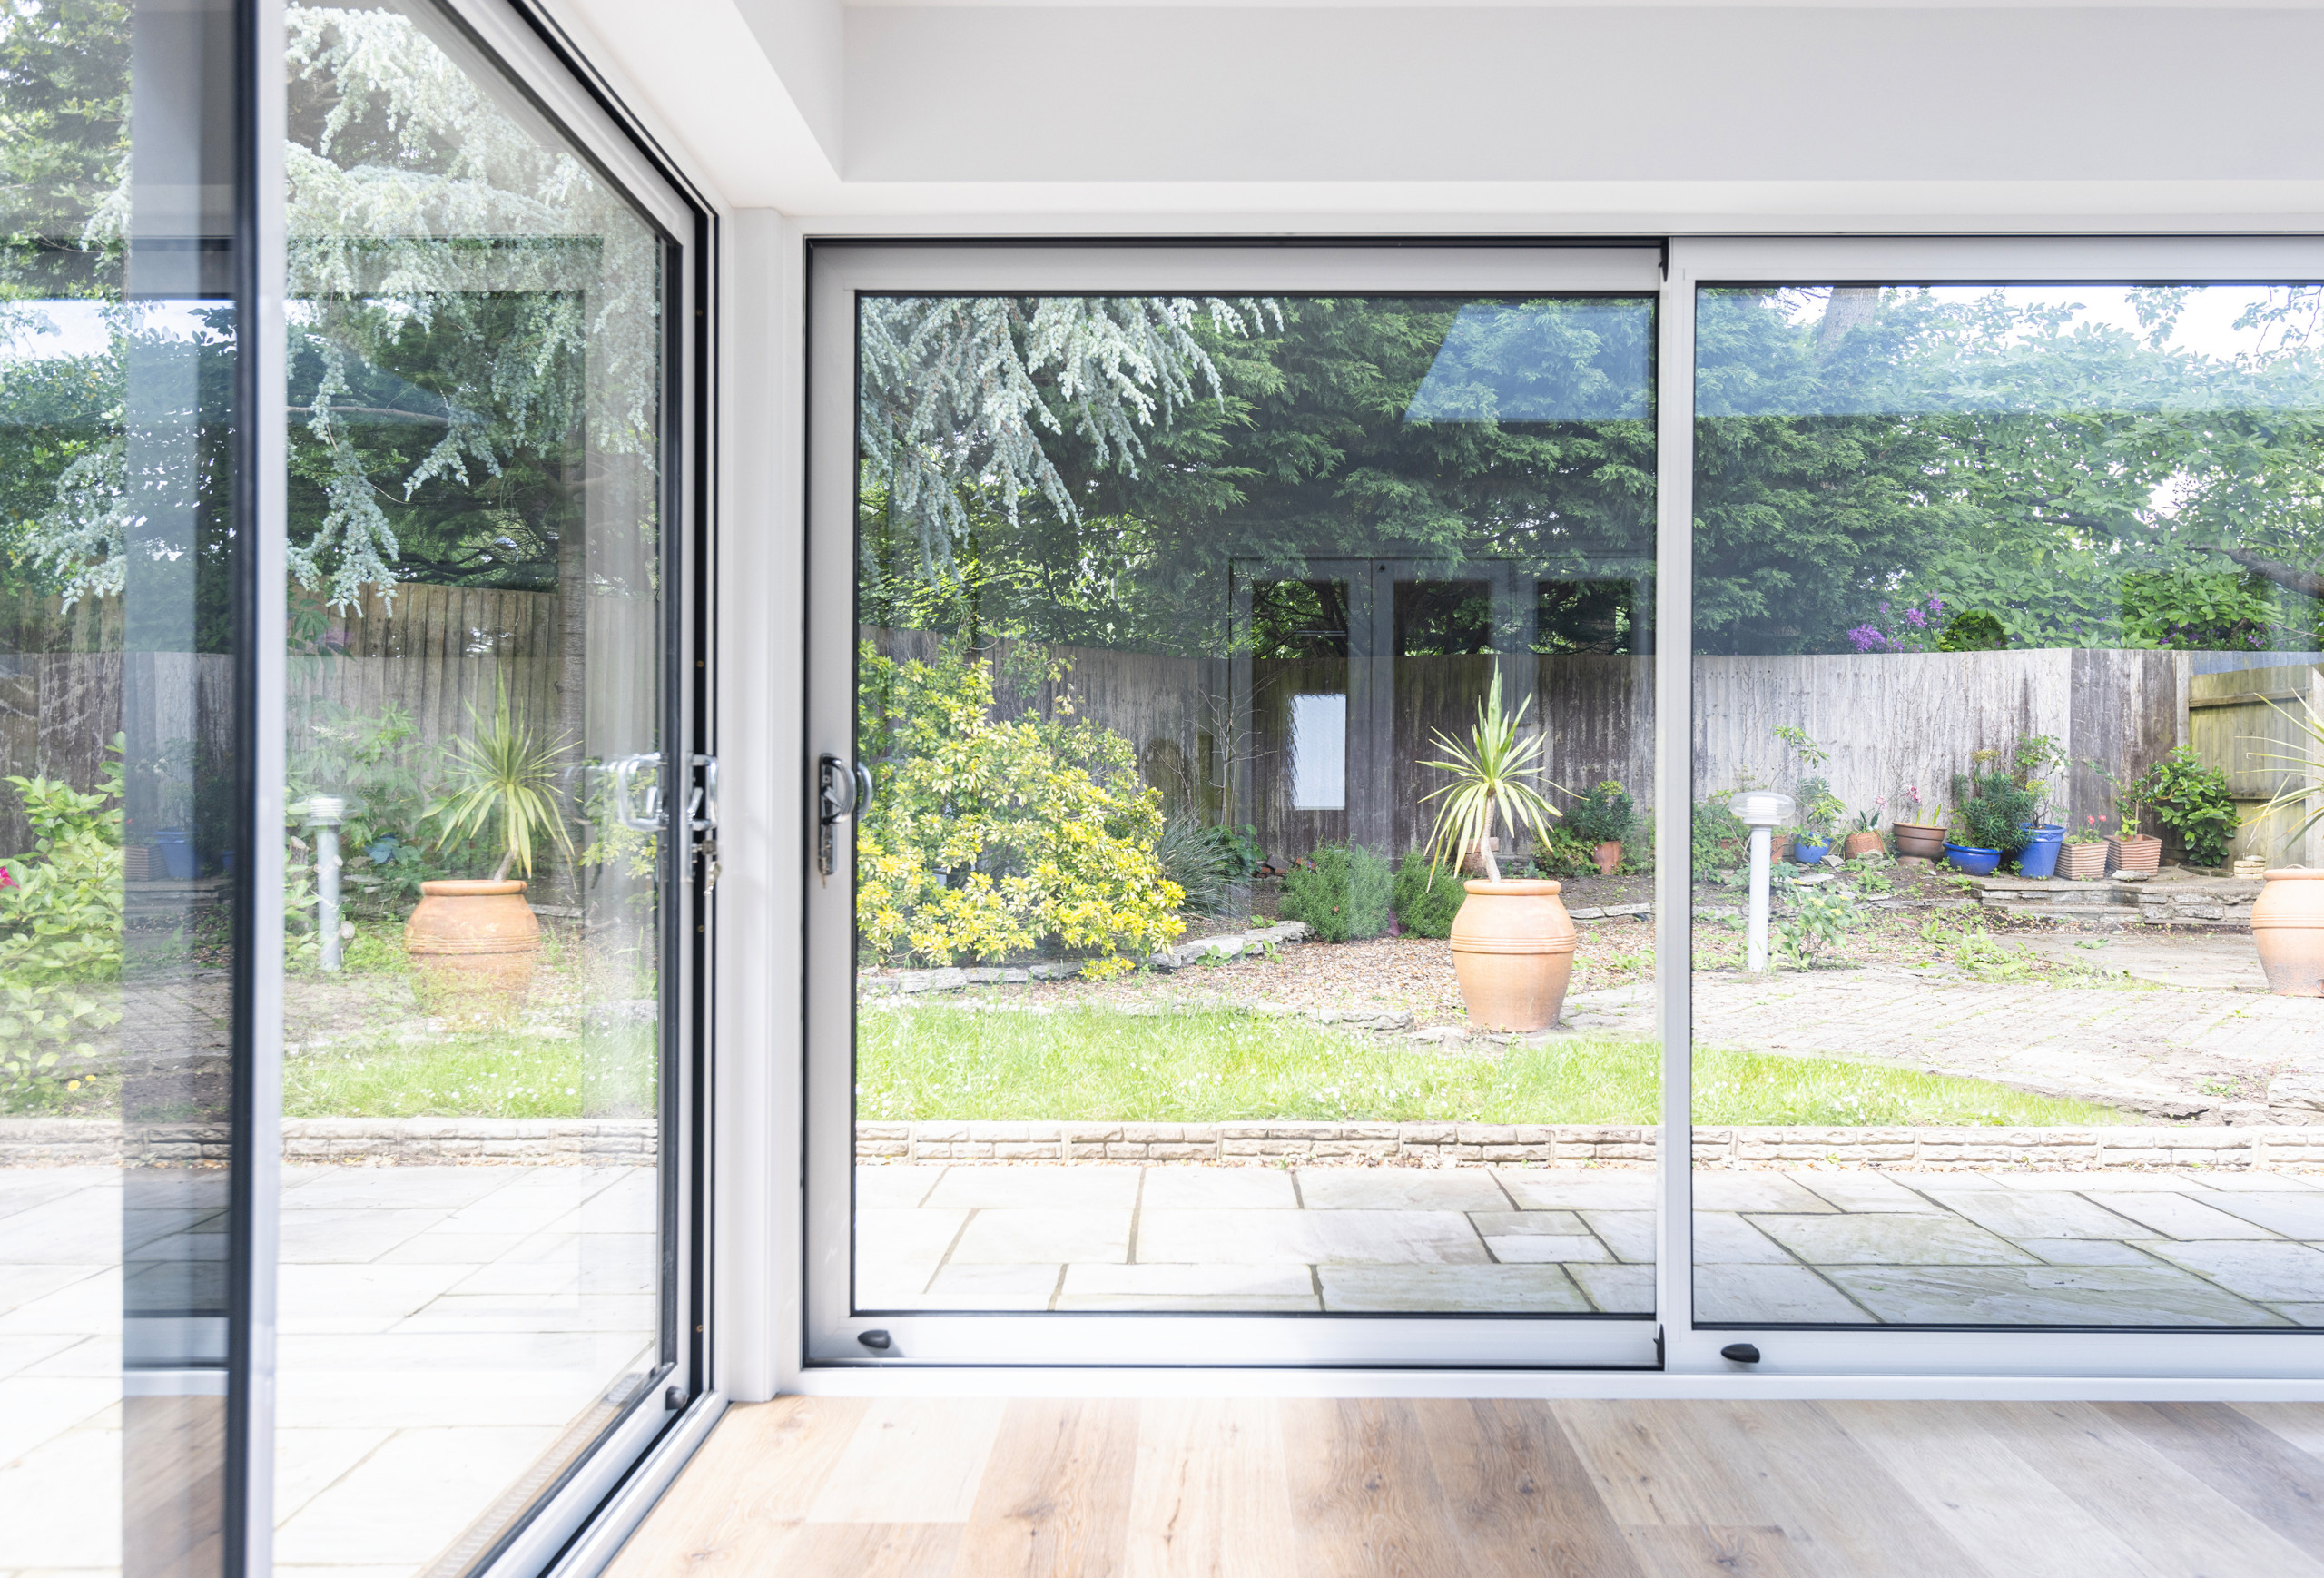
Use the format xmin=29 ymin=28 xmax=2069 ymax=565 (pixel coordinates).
xmin=0 ymin=863 xmax=12 ymax=889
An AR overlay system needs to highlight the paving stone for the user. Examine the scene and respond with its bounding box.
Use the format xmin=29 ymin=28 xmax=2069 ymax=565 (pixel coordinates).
xmin=1692 ymin=1213 xmax=1793 ymax=1264
xmin=1988 ymin=1171 xmax=2209 ymax=1193
xmin=1692 ymin=1174 xmax=1838 ymax=1213
xmin=852 ymin=1208 xmax=969 ymax=1304
xmin=2199 ymin=1193 xmax=2324 ymax=1238
xmin=1060 ymin=1264 xmax=1314 ymax=1299
xmin=2080 ymin=1191 xmax=2279 ymax=1240
xmin=2197 ymin=1171 xmax=2321 ymax=1192
xmin=1295 ymin=1169 xmax=1510 ymax=1211
xmin=1823 ymin=1264 xmax=2285 ymax=1326
xmin=1134 ymin=1208 xmax=1488 ymax=1266
xmin=1492 ymin=1170 xmax=1656 ymax=1211
xmin=1466 ymin=1210 xmax=1586 ymax=1237
xmin=1318 ymin=1264 xmax=1590 ymax=1313
xmin=1485 ymin=1235 xmax=1610 ymax=1264
xmin=1696 ymin=1264 xmax=1875 ymax=1323
xmin=2019 ymin=1238 xmax=2169 ymax=1267
xmin=1578 ymin=1210 xmax=1657 ymax=1264
xmin=1752 ymin=1212 xmax=2037 ymax=1267
xmin=922 ymin=1166 xmax=1142 ymax=1210
xmin=1795 ymin=1173 xmax=1947 ymax=1214
xmin=901 ymin=1263 xmax=1062 ymax=1311
xmin=1937 ymin=1190 xmax=2151 ymax=1242
xmin=2139 ymin=1240 xmax=2324 ymax=1304
xmin=1136 ymin=1169 xmax=1296 ymax=1209
xmin=853 ymin=1166 xmax=948 ymax=1209
xmin=948 ymin=1209 xmax=1131 ymax=1265
xmin=1565 ymin=1262 xmax=1656 ymax=1314
xmin=2265 ymin=1303 xmax=2324 ymax=1327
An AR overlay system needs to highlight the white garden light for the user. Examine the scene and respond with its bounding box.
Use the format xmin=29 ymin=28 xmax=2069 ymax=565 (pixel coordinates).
xmin=1733 ymin=790 xmax=1794 ymax=973
xmin=306 ymin=795 xmax=348 ymax=973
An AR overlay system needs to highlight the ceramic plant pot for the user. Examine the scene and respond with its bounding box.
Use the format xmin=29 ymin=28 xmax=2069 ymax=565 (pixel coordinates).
xmin=2056 ymin=841 xmax=2107 ymax=880
xmin=1892 ymin=823 xmax=1947 ymax=860
xmin=2107 ymin=833 xmax=2162 ymax=874
xmin=2015 ymin=824 xmax=2064 ymax=880
xmin=1792 ymin=836 xmax=1833 ymax=865
xmin=2252 ymin=870 xmax=2324 ymax=998
xmin=1841 ymin=831 xmax=1885 ymax=860
xmin=405 ymin=879 xmax=540 ymax=1026
xmin=1592 ymin=841 xmax=1622 ymax=876
xmin=1449 ymin=879 xmax=1578 ymax=1032
xmin=1944 ymin=842 xmax=2003 ymax=876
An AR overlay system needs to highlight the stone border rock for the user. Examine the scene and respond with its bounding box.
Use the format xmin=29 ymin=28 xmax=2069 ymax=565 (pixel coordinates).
xmin=0 ymin=1118 xmax=656 ymax=1167
xmin=855 ymin=1119 xmax=2324 ymax=1170
xmin=858 ymin=922 xmax=1318 ymax=996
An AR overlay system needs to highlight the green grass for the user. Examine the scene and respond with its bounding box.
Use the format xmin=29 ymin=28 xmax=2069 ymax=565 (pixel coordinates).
xmin=282 ymin=1024 xmax=656 ymax=1119
xmin=857 ymin=1005 xmax=2125 ymax=1128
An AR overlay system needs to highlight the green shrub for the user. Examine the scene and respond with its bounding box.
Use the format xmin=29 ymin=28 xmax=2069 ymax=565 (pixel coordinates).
xmin=1567 ymin=781 xmax=1635 ymax=845
xmin=1950 ymin=768 xmax=2040 ymax=854
xmin=1528 ymin=824 xmax=1602 ymax=879
xmin=1156 ymin=814 xmax=1235 ymax=916
xmin=2135 ymin=745 xmax=2239 ymax=866
xmin=1392 ymin=850 xmax=1466 ymax=938
xmin=1937 ymin=610 xmax=2009 ymax=651
xmin=0 ymin=764 xmax=126 ymax=1110
xmin=1777 ymin=883 xmax=1864 ymax=969
xmin=1280 ymin=843 xmax=1393 ymax=942
xmin=1692 ymin=798 xmax=1751 ymax=875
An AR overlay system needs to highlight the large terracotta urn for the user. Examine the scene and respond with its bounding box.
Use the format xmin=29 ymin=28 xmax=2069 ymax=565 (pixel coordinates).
xmin=405 ymin=878 xmax=540 ymax=1024
xmin=1449 ymin=879 xmax=1578 ymax=1032
xmin=2252 ymin=870 xmax=2324 ymax=998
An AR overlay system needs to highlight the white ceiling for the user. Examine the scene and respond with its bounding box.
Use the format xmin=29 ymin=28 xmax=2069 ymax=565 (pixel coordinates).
xmin=549 ymin=0 xmax=2324 ymax=229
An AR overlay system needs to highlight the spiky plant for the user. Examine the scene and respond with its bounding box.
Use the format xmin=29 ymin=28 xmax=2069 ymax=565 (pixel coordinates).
xmin=1418 ymin=671 xmax=1561 ymax=883
xmin=428 ymin=682 xmax=575 ymax=882
xmin=2248 ymin=695 xmax=2324 ymax=850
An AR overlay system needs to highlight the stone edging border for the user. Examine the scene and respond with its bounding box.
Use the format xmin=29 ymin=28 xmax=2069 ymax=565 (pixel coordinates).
xmin=0 ymin=1118 xmax=657 ymax=1166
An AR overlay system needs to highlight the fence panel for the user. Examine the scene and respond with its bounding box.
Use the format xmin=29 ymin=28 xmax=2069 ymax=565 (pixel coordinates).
xmin=2191 ymin=661 xmax=2324 ymax=868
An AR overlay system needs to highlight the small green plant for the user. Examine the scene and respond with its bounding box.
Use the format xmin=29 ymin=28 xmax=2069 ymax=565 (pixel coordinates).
xmin=428 ymin=683 xmax=576 ymax=881
xmin=1280 ymin=844 xmax=1394 ymax=942
xmin=1156 ymin=813 xmax=1236 ymax=916
xmin=2133 ymin=745 xmax=2238 ymax=866
xmin=1692 ymin=798 xmax=1751 ymax=875
xmin=1937 ymin=609 xmax=2009 ymax=651
xmin=1845 ymin=859 xmax=1894 ymax=898
xmin=2084 ymin=758 xmax=2151 ymax=841
xmin=2248 ymin=695 xmax=2324 ymax=847
xmin=1776 ymin=883 xmax=1864 ymax=969
xmin=1950 ymin=767 xmax=2040 ymax=854
xmin=1567 ymin=780 xmax=1636 ymax=846
xmin=1417 ymin=671 xmax=1561 ymax=882
xmin=1392 ymin=849 xmax=1467 ymax=939
xmin=1772 ymin=725 xmax=1831 ymax=770
xmin=1792 ymin=776 xmax=1845 ymax=841
xmin=2065 ymin=814 xmax=2108 ymax=845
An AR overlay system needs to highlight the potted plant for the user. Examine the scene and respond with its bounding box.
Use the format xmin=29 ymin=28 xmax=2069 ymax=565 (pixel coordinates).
xmin=2057 ymin=815 xmax=2109 ymax=880
xmin=1568 ymin=780 xmax=1634 ymax=876
xmin=2088 ymin=758 xmax=2162 ymax=873
xmin=406 ymin=685 xmax=574 ymax=1021
xmin=1841 ymin=800 xmax=1886 ymax=861
xmin=1891 ymin=784 xmax=1946 ymax=860
xmin=2246 ymin=695 xmax=2324 ymax=996
xmin=1420 ymin=672 xmax=1574 ymax=1032
xmin=1945 ymin=764 xmax=2037 ymax=877
xmin=2135 ymin=745 xmax=2238 ymax=873
xmin=1789 ymin=777 xmax=1842 ymax=864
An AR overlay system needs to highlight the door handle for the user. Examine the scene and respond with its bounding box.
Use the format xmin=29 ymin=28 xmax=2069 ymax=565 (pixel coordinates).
xmin=818 ymin=754 xmax=872 ymax=879
xmin=612 ymin=753 xmax=718 ymax=835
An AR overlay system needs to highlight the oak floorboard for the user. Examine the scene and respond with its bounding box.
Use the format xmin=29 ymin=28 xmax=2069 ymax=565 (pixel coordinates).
xmin=1279 ymin=1398 xmax=1463 ymax=1578
xmin=809 ymin=1398 xmax=1009 ymax=1524
xmin=2099 ymin=1402 xmax=2324 ymax=1556
xmin=1978 ymin=1401 xmax=2324 ymax=1578
xmin=955 ymin=1399 xmax=1140 ymax=1578
xmin=1620 ymin=1525 xmax=1818 ymax=1578
xmin=2230 ymin=1402 xmax=2324 ymax=1464
xmin=769 ymin=1521 xmax=965 ymax=1578
xmin=1410 ymin=1398 xmax=1646 ymax=1578
xmin=1124 ymin=1397 xmax=1297 ymax=1578
xmin=1822 ymin=1400 xmax=2165 ymax=1578
xmin=1551 ymin=1400 xmax=1770 ymax=1529
xmin=604 ymin=1397 xmax=867 ymax=1578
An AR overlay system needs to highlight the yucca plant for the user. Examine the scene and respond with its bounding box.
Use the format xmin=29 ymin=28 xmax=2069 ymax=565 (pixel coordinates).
xmin=1418 ymin=671 xmax=1561 ymax=883
xmin=428 ymin=683 xmax=575 ymax=882
xmin=2248 ymin=695 xmax=2324 ymax=847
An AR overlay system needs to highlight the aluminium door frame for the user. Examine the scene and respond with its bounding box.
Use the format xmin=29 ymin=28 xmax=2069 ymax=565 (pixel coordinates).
xmin=1657 ymin=234 xmax=2324 ymax=1379
xmin=804 ymin=241 xmax=1666 ymax=1369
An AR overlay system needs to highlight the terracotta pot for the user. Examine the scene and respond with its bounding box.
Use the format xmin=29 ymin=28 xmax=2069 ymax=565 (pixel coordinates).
xmin=405 ymin=878 xmax=540 ymax=1025
xmin=2252 ymin=870 xmax=2324 ymax=998
xmin=1592 ymin=841 xmax=1622 ymax=876
xmin=2106 ymin=834 xmax=2162 ymax=874
xmin=1893 ymin=823 xmax=1947 ymax=860
xmin=1459 ymin=836 xmax=1501 ymax=876
xmin=1450 ymin=879 xmax=1578 ymax=1032
xmin=1841 ymin=831 xmax=1885 ymax=860
xmin=2055 ymin=841 xmax=2107 ymax=880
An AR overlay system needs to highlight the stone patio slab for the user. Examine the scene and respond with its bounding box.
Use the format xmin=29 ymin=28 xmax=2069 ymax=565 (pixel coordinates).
xmin=1485 ymin=1234 xmax=1611 ymax=1264
xmin=1295 ymin=1169 xmax=1511 ymax=1211
xmin=854 ymin=1166 xmax=947 ymax=1208
xmin=1467 ymin=1210 xmax=1586 ymax=1237
xmin=2198 ymin=1193 xmax=2324 ymax=1238
xmin=1937 ymin=1190 xmax=2151 ymax=1241
xmin=1577 ymin=1210 xmax=1656 ymax=1264
xmin=1692 ymin=1174 xmax=1839 ymax=1213
xmin=948 ymin=1208 xmax=1131 ymax=1265
xmin=1822 ymin=1265 xmax=2285 ymax=1326
xmin=1697 ymin=1264 xmax=1876 ymax=1324
xmin=1751 ymin=1212 xmax=2037 ymax=1267
xmin=1795 ymin=1173 xmax=1947 ymax=1213
xmin=2139 ymin=1240 xmax=2324 ymax=1303
xmin=1061 ymin=1264 xmax=1315 ymax=1298
xmin=854 ymin=1208 xmax=967 ymax=1302
xmin=921 ymin=1166 xmax=1142 ymax=1210
xmin=1137 ymin=1169 xmax=1297 ymax=1209
xmin=1692 ymin=1214 xmax=1793 ymax=1264
xmin=2018 ymin=1238 xmax=2166 ymax=1267
xmin=1135 ymin=1208 xmax=1488 ymax=1266
xmin=1565 ymin=1262 xmax=1655 ymax=1314
xmin=1989 ymin=1171 xmax=2210 ymax=1193
xmin=918 ymin=1264 xmax=1064 ymax=1309
xmin=1492 ymin=1171 xmax=1655 ymax=1211
xmin=2080 ymin=1192 xmax=2280 ymax=1240
xmin=1317 ymin=1264 xmax=1590 ymax=1312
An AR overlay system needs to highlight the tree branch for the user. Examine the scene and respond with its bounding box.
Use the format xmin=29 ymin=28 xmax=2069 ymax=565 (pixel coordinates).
xmin=2221 ymin=545 xmax=2324 ymax=602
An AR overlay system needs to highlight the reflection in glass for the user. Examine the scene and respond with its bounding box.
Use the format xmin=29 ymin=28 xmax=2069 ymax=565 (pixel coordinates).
xmin=852 ymin=295 xmax=1659 ymax=1318
xmin=1690 ymin=284 xmax=2324 ymax=1328
xmin=271 ymin=5 xmax=669 ymax=1568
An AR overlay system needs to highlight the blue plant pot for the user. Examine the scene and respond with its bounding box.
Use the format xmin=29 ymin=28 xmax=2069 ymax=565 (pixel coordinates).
xmin=2014 ymin=824 xmax=2064 ymax=880
xmin=153 ymin=829 xmax=195 ymax=882
xmin=1944 ymin=842 xmax=2003 ymax=876
xmin=1792 ymin=837 xmax=1832 ymax=865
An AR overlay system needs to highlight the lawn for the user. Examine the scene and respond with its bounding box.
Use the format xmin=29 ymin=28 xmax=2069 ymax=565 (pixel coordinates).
xmin=281 ymin=1022 xmax=656 ymax=1119
xmin=856 ymin=1004 xmax=2125 ymax=1128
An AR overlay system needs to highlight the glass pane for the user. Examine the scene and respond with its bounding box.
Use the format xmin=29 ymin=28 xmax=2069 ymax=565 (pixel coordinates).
xmin=276 ymin=3 xmax=670 ymax=1566
xmin=3 ymin=0 xmax=250 ymax=1571
xmin=853 ymin=293 xmax=1659 ymax=1318
xmin=1691 ymin=283 xmax=2324 ymax=1328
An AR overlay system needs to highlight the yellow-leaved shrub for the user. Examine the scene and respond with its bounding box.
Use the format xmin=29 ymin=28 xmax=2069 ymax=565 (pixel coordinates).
xmin=857 ymin=645 xmax=1184 ymax=969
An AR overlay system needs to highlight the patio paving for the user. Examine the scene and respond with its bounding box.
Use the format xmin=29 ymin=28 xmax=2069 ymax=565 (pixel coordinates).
xmin=0 ymin=1162 xmax=655 ymax=1577
xmin=856 ymin=1162 xmax=2324 ymax=1326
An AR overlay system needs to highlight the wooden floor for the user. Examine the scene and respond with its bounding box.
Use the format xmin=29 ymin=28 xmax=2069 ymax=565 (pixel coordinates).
xmin=606 ymin=1395 xmax=2324 ymax=1577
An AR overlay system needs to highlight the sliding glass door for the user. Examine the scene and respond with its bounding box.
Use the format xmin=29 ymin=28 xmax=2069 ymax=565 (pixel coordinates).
xmin=808 ymin=246 xmax=1665 ymax=1366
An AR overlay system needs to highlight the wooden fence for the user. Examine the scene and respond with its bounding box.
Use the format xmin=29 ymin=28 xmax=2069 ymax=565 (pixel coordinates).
xmin=2191 ymin=661 xmax=2324 ymax=868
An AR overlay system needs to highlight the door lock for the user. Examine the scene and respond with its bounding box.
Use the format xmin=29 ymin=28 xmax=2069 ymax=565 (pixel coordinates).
xmin=817 ymin=754 xmax=873 ymax=881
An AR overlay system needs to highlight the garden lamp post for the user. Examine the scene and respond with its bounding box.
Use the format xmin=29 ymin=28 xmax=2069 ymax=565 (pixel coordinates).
xmin=307 ymin=795 xmax=347 ymax=973
xmin=1733 ymin=791 xmax=1793 ymax=973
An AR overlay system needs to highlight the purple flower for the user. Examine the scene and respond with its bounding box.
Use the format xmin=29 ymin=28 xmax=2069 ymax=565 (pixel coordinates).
xmin=1904 ymin=607 xmax=1927 ymax=628
xmin=1846 ymin=624 xmax=1888 ymax=653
